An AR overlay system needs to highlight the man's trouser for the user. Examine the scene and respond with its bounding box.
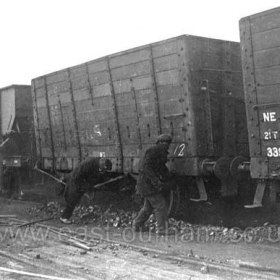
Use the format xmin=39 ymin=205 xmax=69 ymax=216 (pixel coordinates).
xmin=133 ymin=193 xmax=168 ymax=233
xmin=61 ymin=180 xmax=87 ymax=219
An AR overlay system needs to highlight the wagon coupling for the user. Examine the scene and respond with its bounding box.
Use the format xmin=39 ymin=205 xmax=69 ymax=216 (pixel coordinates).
xmin=200 ymin=156 xmax=250 ymax=181
xmin=192 ymin=156 xmax=250 ymax=202
xmin=200 ymin=157 xmax=231 ymax=180
xmin=229 ymin=156 xmax=250 ymax=179
xmin=192 ymin=157 xmax=232 ymax=202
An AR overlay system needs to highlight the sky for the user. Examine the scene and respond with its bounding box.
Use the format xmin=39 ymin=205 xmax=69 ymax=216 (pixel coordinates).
xmin=0 ymin=0 xmax=280 ymax=88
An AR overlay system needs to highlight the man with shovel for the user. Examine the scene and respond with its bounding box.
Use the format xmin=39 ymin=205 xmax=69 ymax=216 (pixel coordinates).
xmin=60 ymin=157 xmax=112 ymax=224
xmin=132 ymin=134 xmax=173 ymax=236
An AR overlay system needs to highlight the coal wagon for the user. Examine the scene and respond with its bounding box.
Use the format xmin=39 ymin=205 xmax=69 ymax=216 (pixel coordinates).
xmin=0 ymin=85 xmax=34 ymax=186
xmin=240 ymin=6 xmax=280 ymax=208
xmin=32 ymin=35 xmax=248 ymax=206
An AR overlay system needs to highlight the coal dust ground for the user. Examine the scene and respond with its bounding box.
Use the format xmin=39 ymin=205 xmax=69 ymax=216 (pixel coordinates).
xmin=1 ymin=175 xmax=278 ymax=247
xmin=1 ymin=175 xmax=280 ymax=279
xmin=1 ymin=194 xmax=280 ymax=279
xmin=15 ymin=175 xmax=280 ymax=229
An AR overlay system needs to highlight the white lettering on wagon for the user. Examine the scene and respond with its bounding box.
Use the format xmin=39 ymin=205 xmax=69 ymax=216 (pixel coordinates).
xmin=264 ymin=130 xmax=278 ymax=140
xmin=263 ymin=112 xmax=276 ymax=122
xmin=262 ymin=112 xmax=280 ymax=157
xmin=174 ymin=143 xmax=186 ymax=157
xmin=267 ymin=147 xmax=280 ymax=157
xmin=94 ymin=125 xmax=102 ymax=136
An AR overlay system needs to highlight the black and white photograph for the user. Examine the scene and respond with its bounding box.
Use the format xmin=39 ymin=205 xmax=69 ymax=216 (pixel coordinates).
xmin=1 ymin=0 xmax=280 ymax=279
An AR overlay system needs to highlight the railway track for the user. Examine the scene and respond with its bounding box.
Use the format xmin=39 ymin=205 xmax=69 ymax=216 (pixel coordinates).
xmin=0 ymin=218 xmax=279 ymax=279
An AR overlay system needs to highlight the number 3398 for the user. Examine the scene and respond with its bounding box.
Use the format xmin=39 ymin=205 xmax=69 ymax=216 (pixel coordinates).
xmin=267 ymin=147 xmax=280 ymax=157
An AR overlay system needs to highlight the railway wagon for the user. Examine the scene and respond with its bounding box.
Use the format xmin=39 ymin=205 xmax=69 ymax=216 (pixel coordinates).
xmin=240 ymin=6 xmax=280 ymax=208
xmin=0 ymin=85 xmax=33 ymax=166
xmin=0 ymin=85 xmax=34 ymax=186
xmin=32 ymin=35 xmax=248 ymax=201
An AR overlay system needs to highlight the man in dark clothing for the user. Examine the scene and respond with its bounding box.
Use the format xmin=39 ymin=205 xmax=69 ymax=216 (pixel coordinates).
xmin=60 ymin=157 xmax=112 ymax=224
xmin=133 ymin=134 xmax=172 ymax=235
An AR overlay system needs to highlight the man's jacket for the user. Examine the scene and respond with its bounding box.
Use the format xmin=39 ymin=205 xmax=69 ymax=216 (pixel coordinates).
xmin=69 ymin=158 xmax=104 ymax=192
xmin=136 ymin=143 xmax=170 ymax=197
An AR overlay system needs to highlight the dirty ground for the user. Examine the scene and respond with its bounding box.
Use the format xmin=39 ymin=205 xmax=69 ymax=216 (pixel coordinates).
xmin=1 ymin=179 xmax=280 ymax=279
xmin=0 ymin=206 xmax=280 ymax=278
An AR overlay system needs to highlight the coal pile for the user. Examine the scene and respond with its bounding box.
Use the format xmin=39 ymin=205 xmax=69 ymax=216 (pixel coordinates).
xmin=26 ymin=201 xmax=138 ymax=227
xmin=24 ymin=202 xmax=280 ymax=244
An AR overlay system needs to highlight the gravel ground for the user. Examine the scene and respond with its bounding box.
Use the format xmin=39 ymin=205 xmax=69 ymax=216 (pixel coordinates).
xmin=1 ymin=178 xmax=280 ymax=277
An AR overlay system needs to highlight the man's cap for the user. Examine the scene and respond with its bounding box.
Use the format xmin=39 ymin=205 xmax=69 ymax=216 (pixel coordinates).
xmin=156 ymin=134 xmax=172 ymax=144
xmin=99 ymin=158 xmax=112 ymax=171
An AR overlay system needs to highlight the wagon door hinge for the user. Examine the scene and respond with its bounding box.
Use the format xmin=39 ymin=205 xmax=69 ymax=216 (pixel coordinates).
xmin=130 ymin=79 xmax=142 ymax=149
xmin=200 ymin=80 xmax=214 ymax=155
xmin=67 ymin=69 xmax=82 ymax=162
xmin=43 ymin=77 xmax=55 ymax=171
xmin=106 ymin=58 xmax=123 ymax=172
xmin=149 ymin=46 xmax=162 ymax=135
